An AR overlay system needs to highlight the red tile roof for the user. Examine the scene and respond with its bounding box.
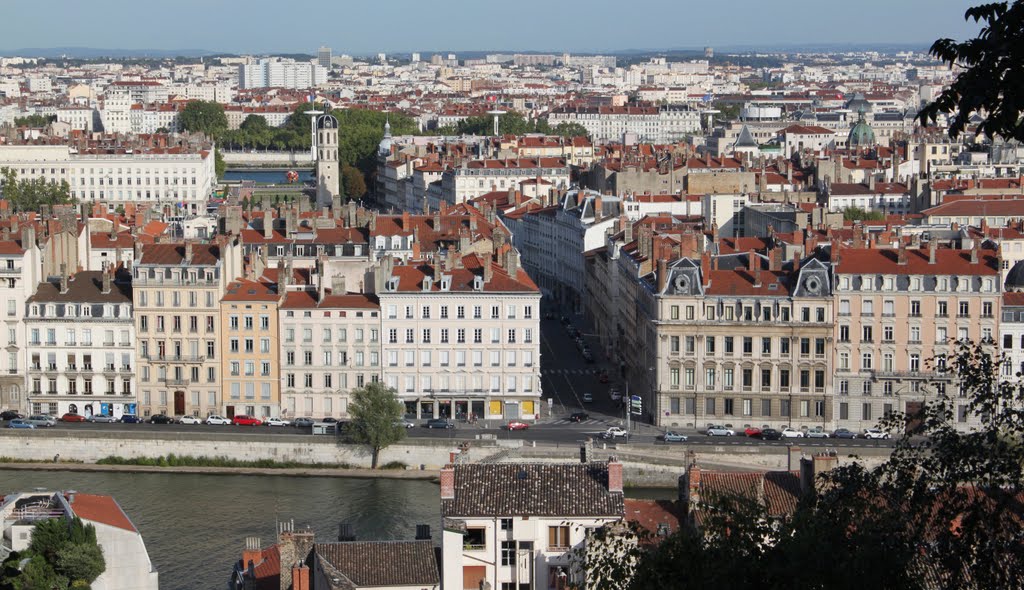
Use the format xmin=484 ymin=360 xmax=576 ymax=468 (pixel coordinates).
xmin=69 ymin=493 xmax=137 ymax=533
xmin=388 ymin=254 xmax=538 ymax=293
xmin=835 ymin=247 xmax=999 ymax=276
xmin=139 ymin=243 xmax=221 ymax=265
xmin=923 ymin=199 xmax=1024 ymax=218
xmin=222 ymin=279 xmax=278 ymax=302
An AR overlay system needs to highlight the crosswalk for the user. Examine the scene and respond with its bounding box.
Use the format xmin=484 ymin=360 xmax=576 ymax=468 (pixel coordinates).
xmin=541 ymin=368 xmax=603 ymax=376
xmin=546 ymin=417 xmax=616 ymax=426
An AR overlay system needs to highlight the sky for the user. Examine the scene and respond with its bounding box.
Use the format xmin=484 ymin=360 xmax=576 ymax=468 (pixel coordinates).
xmin=1 ymin=0 xmax=984 ymax=55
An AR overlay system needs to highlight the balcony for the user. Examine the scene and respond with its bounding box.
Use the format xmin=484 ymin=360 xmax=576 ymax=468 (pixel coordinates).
xmin=143 ymin=355 xmax=205 ymax=363
xmin=160 ymin=378 xmax=190 ymax=386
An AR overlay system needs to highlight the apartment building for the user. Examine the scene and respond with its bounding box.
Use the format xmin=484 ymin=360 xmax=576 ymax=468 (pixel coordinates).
xmin=220 ymin=279 xmax=280 ymax=420
xmin=133 ymin=239 xmax=242 ymax=417
xmin=432 ymin=158 xmax=569 ymax=209
xmin=547 ymin=104 xmax=701 ymax=143
xmin=440 ymin=461 xmax=625 ymax=590
xmin=24 ymin=267 xmax=136 ymax=418
xmin=278 ymin=280 xmax=381 ymax=420
xmin=832 ymin=240 xmax=1001 ymax=430
xmin=0 ymin=144 xmax=215 ymax=215
xmin=376 ymin=250 xmax=542 ymax=421
xmin=0 ymin=227 xmax=42 ymax=413
xmin=999 ymin=291 xmax=1024 ymax=382
xmin=641 ymin=250 xmax=835 ymax=430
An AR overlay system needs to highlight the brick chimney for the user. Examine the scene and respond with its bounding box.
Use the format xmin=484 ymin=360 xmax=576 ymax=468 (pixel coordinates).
xmin=897 ymin=241 xmax=908 ymax=265
xmin=242 ymin=537 xmax=262 ymax=574
xmin=657 ymin=258 xmax=668 ymax=292
xmin=684 ymin=461 xmax=701 ymax=506
xmin=769 ymin=247 xmax=781 ymax=271
xmin=792 ymin=252 xmax=801 ymax=273
xmin=440 ymin=466 xmax=455 ymax=500
xmin=800 ymin=453 xmax=839 ymax=496
xmin=700 ymin=252 xmax=711 ymax=283
xmin=292 ymin=564 xmax=310 ymax=590
xmin=607 ymin=458 xmax=623 ymax=494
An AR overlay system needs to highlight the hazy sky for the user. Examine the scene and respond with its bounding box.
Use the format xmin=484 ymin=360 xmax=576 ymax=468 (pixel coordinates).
xmin=2 ymin=0 xmax=983 ymax=55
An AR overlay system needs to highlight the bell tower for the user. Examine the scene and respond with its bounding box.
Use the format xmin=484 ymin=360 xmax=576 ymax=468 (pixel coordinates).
xmin=316 ymin=114 xmax=340 ymax=209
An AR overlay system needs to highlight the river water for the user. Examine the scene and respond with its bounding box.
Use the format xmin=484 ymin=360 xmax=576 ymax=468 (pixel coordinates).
xmin=0 ymin=470 xmax=675 ymax=589
xmin=223 ymin=170 xmax=313 ymax=184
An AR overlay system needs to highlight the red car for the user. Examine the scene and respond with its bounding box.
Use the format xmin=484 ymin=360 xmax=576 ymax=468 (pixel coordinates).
xmin=744 ymin=427 xmax=762 ymax=438
xmin=506 ymin=420 xmax=530 ymax=431
xmin=60 ymin=412 xmax=86 ymax=423
xmin=598 ymin=372 xmax=609 ymax=383
xmin=232 ymin=415 xmax=262 ymax=426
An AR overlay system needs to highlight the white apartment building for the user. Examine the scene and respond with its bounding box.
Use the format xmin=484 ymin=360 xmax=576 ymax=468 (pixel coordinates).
xmin=440 ymin=461 xmax=625 ymax=590
xmin=547 ymin=104 xmax=701 ymax=143
xmin=376 ymin=252 xmax=542 ymax=421
xmin=127 ymin=104 xmax=182 ymax=134
xmin=0 ymin=228 xmax=42 ymax=414
xmin=56 ymin=106 xmax=96 ymax=132
xmin=25 ymin=268 xmax=136 ymax=419
xmin=433 ymin=158 xmax=569 ymax=209
xmin=278 ymin=286 xmax=382 ymax=420
xmin=1000 ymin=292 xmax=1024 ymax=383
xmin=0 ymin=144 xmax=215 ymax=215
xmin=238 ymin=59 xmax=327 ymax=89
xmin=133 ymin=239 xmax=242 ymax=418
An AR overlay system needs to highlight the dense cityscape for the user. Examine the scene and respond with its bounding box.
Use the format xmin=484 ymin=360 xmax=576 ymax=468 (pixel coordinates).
xmin=0 ymin=1 xmax=1021 ymax=589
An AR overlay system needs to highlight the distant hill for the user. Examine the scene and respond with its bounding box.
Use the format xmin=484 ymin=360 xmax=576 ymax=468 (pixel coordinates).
xmin=0 ymin=47 xmax=219 ymax=59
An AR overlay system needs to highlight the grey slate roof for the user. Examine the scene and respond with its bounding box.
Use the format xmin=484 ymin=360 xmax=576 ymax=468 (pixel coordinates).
xmin=314 ymin=540 xmax=439 ymax=588
xmin=441 ymin=463 xmax=625 ymax=518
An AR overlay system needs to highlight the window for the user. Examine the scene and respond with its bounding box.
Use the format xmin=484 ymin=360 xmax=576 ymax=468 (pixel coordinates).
xmin=862 ymin=352 xmax=873 ymax=370
xmin=724 ymin=337 xmax=734 ymax=354
xmin=863 ymin=403 xmax=873 ymax=421
xmin=862 ymin=326 xmax=873 ymax=342
xmin=938 ymin=301 xmax=948 ymax=317
xmin=501 ymin=541 xmax=516 ymax=566
xmin=910 ymin=300 xmax=921 ymax=317
xmin=671 ymin=306 xmax=679 ymax=320
xmin=839 ymin=325 xmax=849 ymax=342
xmin=464 ymin=528 xmax=486 ymax=551
xmin=548 ymin=526 xmax=570 ymax=551
xmin=685 ymin=336 xmax=695 ymax=354
xmin=705 ymin=336 xmax=715 ymax=354
xmin=958 ymin=301 xmax=969 ymax=317
xmin=671 ymin=336 xmax=680 ymax=353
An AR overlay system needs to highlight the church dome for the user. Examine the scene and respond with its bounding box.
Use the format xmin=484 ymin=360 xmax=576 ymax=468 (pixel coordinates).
xmin=1006 ymin=260 xmax=1024 ymax=291
xmin=847 ymin=109 xmax=875 ymax=149
xmin=378 ymin=118 xmax=393 ymax=156
xmin=317 ymin=114 xmax=338 ymax=129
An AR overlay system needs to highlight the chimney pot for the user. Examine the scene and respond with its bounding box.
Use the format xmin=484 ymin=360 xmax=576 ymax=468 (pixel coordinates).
xmin=607 ymin=459 xmax=623 ymax=494
xmin=440 ymin=466 xmax=455 ymax=500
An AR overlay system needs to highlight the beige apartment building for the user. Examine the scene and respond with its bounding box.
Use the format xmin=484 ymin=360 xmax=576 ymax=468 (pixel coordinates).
xmin=133 ymin=238 xmax=242 ymax=417
xmin=833 ymin=241 xmax=1001 ymax=430
xmin=637 ymin=252 xmax=835 ymax=430
xmin=220 ymin=278 xmax=280 ymax=419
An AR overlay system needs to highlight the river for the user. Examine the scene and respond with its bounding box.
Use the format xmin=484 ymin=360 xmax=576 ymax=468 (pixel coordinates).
xmin=222 ymin=170 xmax=313 ymax=184
xmin=0 ymin=470 xmax=675 ymax=589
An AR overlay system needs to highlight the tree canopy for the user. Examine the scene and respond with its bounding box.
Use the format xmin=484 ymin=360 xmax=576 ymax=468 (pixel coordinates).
xmin=840 ymin=206 xmax=886 ymax=221
xmin=577 ymin=341 xmax=1024 ymax=590
xmin=12 ymin=114 xmax=56 ymax=128
xmin=346 ymin=381 xmax=406 ymax=469
xmin=0 ymin=167 xmax=75 ymax=212
xmin=918 ymin=2 xmax=1024 ymax=141
xmin=1 ymin=516 xmax=106 ymax=590
xmin=179 ymin=100 xmax=228 ymax=139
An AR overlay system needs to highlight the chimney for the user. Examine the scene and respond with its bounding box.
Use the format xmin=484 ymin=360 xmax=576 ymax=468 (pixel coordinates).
xmin=800 ymin=453 xmax=839 ymax=496
xmin=868 ymin=174 xmax=876 ymax=191
xmin=59 ymin=263 xmax=69 ymax=294
xmin=109 ymin=219 xmax=117 ymax=240
xmin=929 ymin=240 xmax=937 ymax=264
xmin=897 ymin=241 xmax=908 ymax=265
xmin=263 ymin=212 xmax=273 ymax=239
xmin=483 ymin=259 xmax=493 ymax=284
xmin=292 ymin=564 xmax=310 ymax=590
xmin=769 ymin=247 xmax=781 ymax=271
xmin=701 ymin=252 xmax=711 ymax=283
xmin=787 ymin=446 xmax=803 ymax=471
xmin=684 ymin=460 xmax=701 ymax=506
xmin=102 ymin=264 xmax=112 ymax=294
xmin=624 ymin=219 xmax=633 ymax=243
xmin=594 ymin=195 xmax=603 ymax=221
xmin=747 ymin=249 xmax=758 ymax=272
xmin=440 ymin=466 xmax=455 ymax=500
xmin=242 ymin=537 xmax=262 ymax=574
xmin=505 ymin=249 xmax=520 ymax=277
xmin=607 ymin=458 xmax=623 ymax=494
xmin=657 ymin=258 xmax=668 ymax=292
xmin=402 ymin=210 xmax=411 ymax=231
xmin=970 ymin=239 xmax=979 ymax=264
xmin=792 ymin=252 xmax=801 ymax=273
xmin=184 ymin=241 xmax=194 ymax=263
xmin=333 ymin=274 xmax=346 ymax=295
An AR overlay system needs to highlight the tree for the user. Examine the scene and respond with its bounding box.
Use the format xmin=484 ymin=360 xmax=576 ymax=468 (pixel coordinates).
xmin=214 ymin=148 xmax=226 ymax=179
xmin=578 ymin=341 xmax=1024 ymax=590
xmin=347 ymin=382 xmax=406 ymax=469
xmin=7 ymin=555 xmax=68 ymax=590
xmin=0 ymin=167 xmax=75 ymax=212
xmin=550 ymin=122 xmax=590 ymax=139
xmin=179 ymin=100 xmax=228 ymax=139
xmin=918 ymin=2 xmax=1024 ymax=141
xmin=54 ymin=543 xmax=105 ymax=583
xmin=13 ymin=114 xmax=56 ymax=128
xmin=2 ymin=517 xmax=105 ymax=590
xmin=840 ymin=206 xmax=885 ymax=221
xmin=341 ymin=164 xmax=367 ymax=199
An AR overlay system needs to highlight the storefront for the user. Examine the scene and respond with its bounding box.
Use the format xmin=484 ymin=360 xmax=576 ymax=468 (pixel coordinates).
xmin=404 ymin=396 xmax=540 ymax=421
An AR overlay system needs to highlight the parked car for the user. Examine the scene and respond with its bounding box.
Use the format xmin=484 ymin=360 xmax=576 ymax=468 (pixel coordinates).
xmin=760 ymin=428 xmax=782 ymax=441
xmin=264 ymin=417 xmax=291 ymax=427
xmin=149 ymin=414 xmax=172 ymax=424
xmin=6 ymin=419 xmax=34 ymax=429
xmin=25 ymin=415 xmax=56 ymax=428
xmin=204 ymin=415 xmax=231 ymax=425
xmin=87 ymin=414 xmax=117 ymax=423
xmin=60 ymin=413 xmax=86 ymax=423
xmin=320 ymin=417 xmax=339 ymax=424
xmin=662 ymin=431 xmax=688 ymax=443
xmin=232 ymin=415 xmax=262 ymax=426
xmin=598 ymin=372 xmax=609 ymax=384
xmin=0 ymin=410 xmax=22 ymax=421
xmin=831 ymin=428 xmax=857 ymax=439
xmin=781 ymin=427 xmax=805 ymax=438
xmin=705 ymin=424 xmax=735 ymax=436
xmin=602 ymin=427 xmax=629 ymax=440
xmin=862 ymin=428 xmax=891 ymax=439
xmin=425 ymin=418 xmax=455 ymax=429
xmin=393 ymin=419 xmax=415 ymax=429
xmin=743 ymin=427 xmax=762 ymax=438
xmin=291 ymin=417 xmax=315 ymax=428
xmin=582 ymin=392 xmax=594 ymax=403
xmin=178 ymin=415 xmax=203 ymax=425
xmin=568 ymin=412 xmax=590 ymax=422
xmin=506 ymin=420 xmax=530 ymax=431
xmin=119 ymin=414 xmax=141 ymax=424
xmin=609 ymin=388 xmax=622 ymax=402
xmin=806 ymin=427 xmax=830 ymax=439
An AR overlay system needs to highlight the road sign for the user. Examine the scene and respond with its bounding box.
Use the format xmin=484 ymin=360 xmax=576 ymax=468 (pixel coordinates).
xmin=630 ymin=395 xmax=642 ymax=416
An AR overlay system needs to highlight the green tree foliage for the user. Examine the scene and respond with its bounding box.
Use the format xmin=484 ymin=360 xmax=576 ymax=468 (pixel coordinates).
xmin=341 ymin=164 xmax=366 ymax=199
xmin=577 ymin=342 xmax=1024 ymax=590
xmin=550 ymin=122 xmax=590 ymax=139
xmin=179 ymin=100 xmax=228 ymax=139
xmin=456 ymin=111 xmax=536 ymax=136
xmin=346 ymin=381 xmax=406 ymax=469
xmin=12 ymin=114 xmax=56 ymax=128
xmin=0 ymin=167 xmax=75 ymax=212
xmin=2 ymin=516 xmax=105 ymax=590
xmin=918 ymin=2 xmax=1024 ymax=141
xmin=214 ymin=147 xmax=226 ymax=179
xmin=712 ymin=101 xmax=742 ymax=122
xmin=841 ymin=206 xmax=885 ymax=221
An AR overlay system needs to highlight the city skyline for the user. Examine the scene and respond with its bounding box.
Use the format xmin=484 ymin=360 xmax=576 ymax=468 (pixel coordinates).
xmin=1 ymin=0 xmax=982 ymax=56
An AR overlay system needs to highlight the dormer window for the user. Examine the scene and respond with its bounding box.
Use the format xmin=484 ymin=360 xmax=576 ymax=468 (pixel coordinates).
xmin=83 ymin=306 xmax=91 ymax=317
xmin=30 ymin=305 xmax=38 ymax=317
xmin=387 ymin=277 xmax=400 ymax=292
xmin=473 ymin=276 xmax=484 ymax=291
xmin=422 ymin=278 xmax=433 ymax=292
xmin=66 ymin=305 xmax=76 ymax=318
xmin=440 ymin=277 xmax=451 ymax=291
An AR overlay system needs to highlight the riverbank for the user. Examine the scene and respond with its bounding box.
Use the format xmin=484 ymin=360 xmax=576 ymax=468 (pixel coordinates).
xmin=0 ymin=461 xmax=442 ymax=480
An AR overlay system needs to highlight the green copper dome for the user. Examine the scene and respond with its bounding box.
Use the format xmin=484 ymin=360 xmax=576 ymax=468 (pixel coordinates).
xmin=847 ymin=108 xmax=875 ymax=148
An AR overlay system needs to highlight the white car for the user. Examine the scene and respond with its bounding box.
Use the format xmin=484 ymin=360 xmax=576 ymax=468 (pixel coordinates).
xmin=394 ymin=419 xmax=415 ymax=429
xmin=706 ymin=424 xmax=735 ymax=436
xmin=602 ymin=427 xmax=629 ymax=439
xmin=178 ymin=415 xmax=203 ymax=425
xmin=862 ymin=428 xmax=891 ymax=439
xmin=205 ymin=415 xmax=231 ymax=425
xmin=609 ymin=388 xmax=622 ymax=401
xmin=264 ymin=417 xmax=291 ymax=427
xmin=781 ymin=427 xmax=805 ymax=438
